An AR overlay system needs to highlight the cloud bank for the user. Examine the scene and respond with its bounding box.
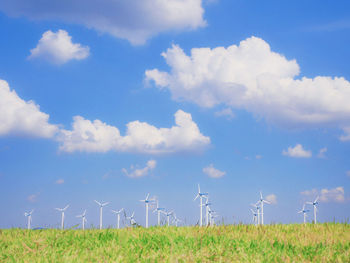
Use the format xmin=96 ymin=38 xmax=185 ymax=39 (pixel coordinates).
xmin=29 ymin=30 xmax=90 ymax=65
xmin=0 ymin=79 xmax=58 ymax=138
xmin=301 ymin=187 xmax=345 ymax=203
xmin=58 ymin=110 xmax=210 ymax=154
xmin=145 ymin=36 xmax=350 ymax=140
xmin=0 ymin=0 xmax=206 ymax=45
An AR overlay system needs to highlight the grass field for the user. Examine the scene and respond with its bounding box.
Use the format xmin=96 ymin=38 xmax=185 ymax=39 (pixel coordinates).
xmin=1 ymin=224 xmax=350 ymax=262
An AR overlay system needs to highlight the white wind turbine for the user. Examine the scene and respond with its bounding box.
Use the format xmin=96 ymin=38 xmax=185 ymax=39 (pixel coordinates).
xmin=126 ymin=211 xmax=136 ymax=226
xmin=209 ymin=210 xmax=219 ymax=226
xmin=201 ymin=198 xmax=212 ymax=226
xmin=250 ymin=208 xmax=258 ymax=226
xmin=76 ymin=210 xmax=87 ymax=230
xmin=251 ymin=203 xmax=260 ymax=225
xmin=24 ymin=210 xmax=34 ymax=230
xmin=173 ymin=214 xmax=182 ymax=227
xmin=194 ymin=184 xmax=208 ymax=226
xmin=297 ymin=204 xmax=310 ymax=224
xmin=258 ymin=191 xmax=270 ymax=225
xmin=153 ymin=200 xmax=165 ymax=226
xmin=162 ymin=210 xmax=174 ymax=226
xmin=306 ymin=196 xmax=319 ymax=224
xmin=111 ymin=208 xmax=124 ymax=229
xmin=55 ymin=205 xmax=69 ymax=230
xmin=94 ymin=200 xmax=109 ymax=230
xmin=140 ymin=193 xmax=155 ymax=228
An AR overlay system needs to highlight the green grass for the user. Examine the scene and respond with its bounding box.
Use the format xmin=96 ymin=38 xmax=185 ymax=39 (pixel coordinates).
xmin=1 ymin=224 xmax=350 ymax=262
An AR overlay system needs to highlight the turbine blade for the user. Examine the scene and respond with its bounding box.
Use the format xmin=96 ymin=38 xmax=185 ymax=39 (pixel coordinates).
xmin=94 ymin=200 xmax=101 ymax=206
xmin=314 ymin=196 xmax=319 ymax=203
xmin=102 ymin=202 xmax=109 ymax=207
xmin=63 ymin=205 xmax=69 ymax=211
xmin=194 ymin=194 xmax=199 ymax=201
xmin=145 ymin=193 xmax=150 ymax=200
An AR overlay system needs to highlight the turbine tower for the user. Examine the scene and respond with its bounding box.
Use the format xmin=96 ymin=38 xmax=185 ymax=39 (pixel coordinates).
xmin=306 ymin=196 xmax=319 ymax=224
xmin=24 ymin=210 xmax=33 ymax=230
xmin=94 ymin=200 xmax=109 ymax=230
xmin=258 ymin=191 xmax=270 ymax=225
xmin=194 ymin=184 xmax=208 ymax=226
xmin=153 ymin=200 xmax=165 ymax=226
xmin=140 ymin=193 xmax=155 ymax=228
xmin=162 ymin=210 xmax=174 ymax=226
xmin=173 ymin=214 xmax=181 ymax=227
xmin=55 ymin=205 xmax=69 ymax=230
xmin=297 ymin=204 xmax=310 ymax=224
xmin=76 ymin=210 xmax=87 ymax=230
xmin=111 ymin=208 xmax=124 ymax=229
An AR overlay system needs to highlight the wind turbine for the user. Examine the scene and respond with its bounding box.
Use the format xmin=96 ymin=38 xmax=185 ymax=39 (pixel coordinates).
xmin=173 ymin=214 xmax=182 ymax=227
xmin=126 ymin=211 xmax=136 ymax=226
xmin=251 ymin=203 xmax=260 ymax=225
xmin=250 ymin=208 xmax=258 ymax=226
xmin=153 ymin=200 xmax=165 ymax=226
xmin=76 ymin=210 xmax=87 ymax=230
xmin=24 ymin=210 xmax=33 ymax=230
xmin=297 ymin=204 xmax=310 ymax=224
xmin=194 ymin=184 xmax=208 ymax=226
xmin=201 ymin=198 xmax=212 ymax=226
xmin=162 ymin=210 xmax=174 ymax=226
xmin=111 ymin=208 xmax=124 ymax=229
xmin=140 ymin=193 xmax=155 ymax=228
xmin=258 ymin=191 xmax=270 ymax=225
xmin=306 ymin=196 xmax=319 ymax=224
xmin=55 ymin=205 xmax=69 ymax=230
xmin=94 ymin=200 xmax=109 ymax=230
xmin=209 ymin=211 xmax=219 ymax=226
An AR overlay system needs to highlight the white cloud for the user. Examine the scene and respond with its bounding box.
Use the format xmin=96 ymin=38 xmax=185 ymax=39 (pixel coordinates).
xmin=340 ymin=127 xmax=350 ymax=141
xmin=203 ymin=163 xmax=225 ymax=178
xmin=214 ymin=108 xmax=235 ymax=120
xmin=317 ymin=147 xmax=327 ymax=158
xmin=122 ymin=160 xmax=156 ymax=178
xmin=0 ymin=79 xmax=58 ymax=138
xmin=0 ymin=0 xmax=206 ymax=45
xmin=58 ymin=110 xmax=210 ymax=154
xmin=29 ymin=30 xmax=89 ymax=65
xmin=301 ymin=187 xmax=345 ymax=203
xmin=265 ymin=194 xmax=277 ymax=204
xmin=55 ymin=179 xmax=64 ymax=184
xmin=282 ymin=144 xmax=312 ymax=158
xmin=145 ymin=37 xmax=350 ymax=139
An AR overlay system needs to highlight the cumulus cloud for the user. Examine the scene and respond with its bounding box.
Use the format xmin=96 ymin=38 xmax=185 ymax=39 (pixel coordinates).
xmin=317 ymin=147 xmax=327 ymax=158
xmin=0 ymin=79 xmax=58 ymax=138
xmin=282 ymin=144 xmax=312 ymax=158
xmin=55 ymin=179 xmax=64 ymax=184
xmin=29 ymin=30 xmax=89 ymax=64
xmin=301 ymin=187 xmax=345 ymax=203
xmin=203 ymin=163 xmax=225 ymax=178
xmin=122 ymin=160 xmax=156 ymax=178
xmin=0 ymin=0 xmax=206 ymax=45
xmin=57 ymin=110 xmax=210 ymax=154
xmin=265 ymin=194 xmax=277 ymax=204
xmin=145 ymin=37 xmax=350 ymax=139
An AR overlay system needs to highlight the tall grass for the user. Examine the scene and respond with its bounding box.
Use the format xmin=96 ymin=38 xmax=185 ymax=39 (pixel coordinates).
xmin=1 ymin=223 xmax=349 ymax=262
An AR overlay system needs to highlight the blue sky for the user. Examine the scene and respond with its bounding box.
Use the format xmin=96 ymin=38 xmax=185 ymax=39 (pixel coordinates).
xmin=0 ymin=0 xmax=349 ymax=228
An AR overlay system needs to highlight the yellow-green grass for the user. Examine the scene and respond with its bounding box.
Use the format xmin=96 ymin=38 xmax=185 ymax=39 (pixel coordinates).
xmin=1 ymin=224 xmax=350 ymax=262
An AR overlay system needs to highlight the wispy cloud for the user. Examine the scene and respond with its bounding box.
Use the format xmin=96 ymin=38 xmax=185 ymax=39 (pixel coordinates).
xmin=347 ymin=171 xmax=350 ymax=178
xmin=301 ymin=187 xmax=345 ymax=203
xmin=305 ymin=20 xmax=350 ymax=32
xmin=214 ymin=108 xmax=235 ymax=120
xmin=27 ymin=193 xmax=39 ymax=203
xmin=122 ymin=160 xmax=156 ymax=178
xmin=203 ymin=164 xmax=226 ymax=178
xmin=317 ymin=147 xmax=327 ymax=158
xmin=55 ymin=179 xmax=64 ymax=185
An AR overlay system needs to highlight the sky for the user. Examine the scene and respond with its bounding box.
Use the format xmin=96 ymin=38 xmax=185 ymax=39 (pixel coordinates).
xmin=0 ymin=0 xmax=349 ymax=229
